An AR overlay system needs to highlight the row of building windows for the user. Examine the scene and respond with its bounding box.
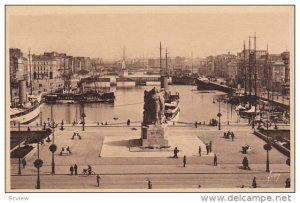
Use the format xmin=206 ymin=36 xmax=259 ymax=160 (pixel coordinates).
xmin=33 ymin=65 xmax=56 ymax=68
xmin=33 ymin=61 xmax=57 ymax=65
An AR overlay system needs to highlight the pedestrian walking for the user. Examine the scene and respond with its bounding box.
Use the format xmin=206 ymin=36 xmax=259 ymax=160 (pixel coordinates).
xmin=198 ymin=146 xmax=201 ymax=157
xmin=231 ymin=132 xmax=235 ymax=142
xmin=74 ymin=164 xmax=78 ymax=175
xmin=148 ymin=180 xmax=152 ymax=189
xmin=70 ymin=165 xmax=74 ymax=175
xmin=173 ymin=147 xmax=179 ymax=158
xmin=206 ymin=143 xmax=209 ymax=155
xmin=252 ymin=177 xmax=257 ymax=188
xmin=252 ymin=122 xmax=255 ymax=129
xmin=209 ymin=141 xmax=212 ymax=152
xmin=195 ymin=121 xmax=198 ymax=128
xmin=242 ymin=156 xmax=249 ymax=170
xmin=96 ymin=175 xmax=101 ymax=187
xmin=127 ymin=119 xmax=131 ymax=126
xmin=183 ymin=155 xmax=187 ymax=167
xmin=213 ymin=154 xmax=218 ymax=166
xmin=285 ymin=178 xmax=290 ymax=188
xmin=22 ymin=158 xmax=26 ymax=169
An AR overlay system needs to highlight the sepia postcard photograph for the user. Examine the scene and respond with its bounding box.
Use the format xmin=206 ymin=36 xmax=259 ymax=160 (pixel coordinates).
xmin=5 ymin=5 xmax=294 ymax=193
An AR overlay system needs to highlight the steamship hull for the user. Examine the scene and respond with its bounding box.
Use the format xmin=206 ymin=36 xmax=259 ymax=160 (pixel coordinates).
xmin=196 ymin=78 xmax=235 ymax=93
xmin=44 ymin=91 xmax=115 ymax=104
xmin=195 ymin=78 xmax=214 ymax=91
xmin=10 ymin=103 xmax=41 ymax=124
xmin=165 ymin=93 xmax=180 ymax=123
xmin=165 ymin=103 xmax=180 ymax=123
xmin=172 ymin=75 xmax=196 ymax=85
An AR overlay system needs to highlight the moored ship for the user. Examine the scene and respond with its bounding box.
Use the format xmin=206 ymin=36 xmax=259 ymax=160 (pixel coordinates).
xmin=44 ymin=74 xmax=115 ymax=104
xmin=172 ymin=74 xmax=197 ymax=85
xmin=10 ymin=80 xmax=41 ymax=124
xmin=196 ymin=77 xmax=235 ymax=94
xmin=77 ymin=90 xmax=115 ymax=103
xmin=44 ymin=91 xmax=115 ymax=104
xmin=44 ymin=93 xmax=76 ymax=104
xmin=160 ymin=43 xmax=180 ymax=123
xmin=164 ymin=92 xmax=180 ymax=122
xmin=10 ymin=98 xmax=41 ymax=124
xmin=195 ymin=77 xmax=212 ymax=90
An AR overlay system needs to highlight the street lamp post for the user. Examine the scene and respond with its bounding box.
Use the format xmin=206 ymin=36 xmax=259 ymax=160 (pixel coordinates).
xmin=217 ymin=98 xmax=222 ymax=130
xmin=80 ymin=102 xmax=86 ymax=131
xmin=60 ymin=120 xmax=64 ymax=131
xmin=18 ymin=142 xmax=21 ymax=175
xmin=34 ymin=138 xmax=43 ymax=189
xmin=48 ymin=121 xmax=58 ymax=174
xmin=81 ymin=112 xmax=86 ymax=131
xmin=264 ymin=112 xmax=272 ymax=172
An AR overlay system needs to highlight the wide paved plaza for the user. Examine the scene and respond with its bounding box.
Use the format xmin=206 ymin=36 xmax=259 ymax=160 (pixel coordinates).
xmin=10 ymin=125 xmax=290 ymax=190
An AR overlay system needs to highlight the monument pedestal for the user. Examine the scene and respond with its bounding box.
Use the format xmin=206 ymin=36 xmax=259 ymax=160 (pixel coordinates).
xmin=141 ymin=124 xmax=168 ymax=148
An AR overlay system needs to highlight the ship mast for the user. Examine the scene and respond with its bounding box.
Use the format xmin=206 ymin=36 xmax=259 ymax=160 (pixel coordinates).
xmin=10 ymin=55 xmax=13 ymax=104
xmin=243 ymin=41 xmax=247 ymax=96
xmin=92 ymin=62 xmax=97 ymax=92
xmin=29 ymin=49 xmax=33 ymax=95
xmin=191 ymin=52 xmax=193 ymax=74
xmin=254 ymin=33 xmax=257 ymax=112
xmin=266 ymin=44 xmax=270 ymax=102
xmin=160 ymin=42 xmax=162 ymax=76
xmin=165 ymin=47 xmax=168 ymax=76
xmin=160 ymin=42 xmax=168 ymax=91
xmin=248 ymin=36 xmax=252 ymax=96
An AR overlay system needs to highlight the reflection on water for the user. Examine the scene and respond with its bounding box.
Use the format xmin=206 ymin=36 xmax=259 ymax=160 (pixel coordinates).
xmin=40 ymin=85 xmax=241 ymax=124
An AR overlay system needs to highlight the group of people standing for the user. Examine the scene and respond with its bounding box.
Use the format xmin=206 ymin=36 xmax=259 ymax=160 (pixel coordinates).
xmin=60 ymin=146 xmax=72 ymax=155
xmin=198 ymin=141 xmax=212 ymax=157
xmin=224 ymin=130 xmax=235 ymax=141
xmin=69 ymin=164 xmax=78 ymax=175
xmin=72 ymin=131 xmax=82 ymax=140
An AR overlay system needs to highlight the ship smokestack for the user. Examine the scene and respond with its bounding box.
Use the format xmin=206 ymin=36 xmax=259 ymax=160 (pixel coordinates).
xmin=161 ymin=76 xmax=169 ymax=92
xmin=19 ymin=80 xmax=27 ymax=105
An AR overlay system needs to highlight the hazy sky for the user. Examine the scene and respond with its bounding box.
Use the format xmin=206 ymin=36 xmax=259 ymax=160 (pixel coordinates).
xmin=7 ymin=6 xmax=293 ymax=59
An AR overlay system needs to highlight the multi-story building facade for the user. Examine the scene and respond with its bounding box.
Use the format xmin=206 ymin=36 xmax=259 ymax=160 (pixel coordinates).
xmin=9 ymin=48 xmax=28 ymax=84
xmin=198 ymin=53 xmax=236 ymax=78
xmin=31 ymin=52 xmax=66 ymax=94
xmin=73 ymin=57 xmax=92 ymax=73
xmin=32 ymin=52 xmax=65 ymax=80
xmin=227 ymin=60 xmax=238 ymax=79
xmin=9 ymin=48 xmax=29 ymax=103
xmin=280 ymin=51 xmax=290 ymax=95
xmin=271 ymin=61 xmax=286 ymax=91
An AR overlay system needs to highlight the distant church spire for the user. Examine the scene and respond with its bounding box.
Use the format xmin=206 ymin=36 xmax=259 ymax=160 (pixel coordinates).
xmin=121 ymin=46 xmax=126 ymax=70
xmin=120 ymin=46 xmax=128 ymax=77
xmin=123 ymin=46 xmax=125 ymax=61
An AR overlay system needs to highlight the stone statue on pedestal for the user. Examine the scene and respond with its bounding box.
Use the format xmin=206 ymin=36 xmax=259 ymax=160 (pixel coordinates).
xmin=141 ymin=87 xmax=168 ymax=148
xmin=142 ymin=87 xmax=165 ymax=126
